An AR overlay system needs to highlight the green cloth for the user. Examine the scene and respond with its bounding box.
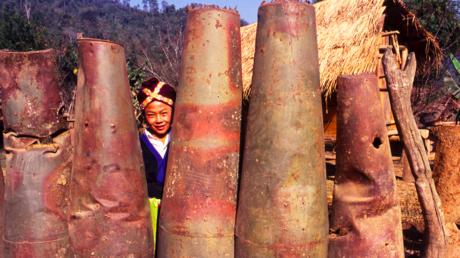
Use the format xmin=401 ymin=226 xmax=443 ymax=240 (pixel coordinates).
xmin=149 ymin=198 xmax=161 ymax=249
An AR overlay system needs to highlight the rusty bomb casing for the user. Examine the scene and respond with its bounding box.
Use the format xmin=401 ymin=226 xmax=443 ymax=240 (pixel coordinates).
xmin=69 ymin=39 xmax=153 ymax=257
xmin=0 ymin=49 xmax=72 ymax=257
xmin=433 ymin=126 xmax=460 ymax=258
xmin=0 ymin=166 xmax=4 ymax=258
xmin=0 ymin=50 xmax=67 ymax=138
xmin=234 ymin=1 xmax=328 ymax=257
xmin=157 ymin=5 xmax=242 ymax=257
xmin=328 ymin=74 xmax=404 ymax=258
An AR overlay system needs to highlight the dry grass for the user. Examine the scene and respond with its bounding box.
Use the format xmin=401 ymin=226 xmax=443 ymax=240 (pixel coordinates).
xmin=240 ymin=22 xmax=258 ymax=100
xmin=315 ymin=0 xmax=385 ymax=98
xmin=240 ymin=0 xmax=443 ymax=100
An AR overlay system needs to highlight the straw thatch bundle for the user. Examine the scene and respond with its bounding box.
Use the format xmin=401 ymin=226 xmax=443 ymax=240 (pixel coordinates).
xmin=240 ymin=0 xmax=442 ymax=100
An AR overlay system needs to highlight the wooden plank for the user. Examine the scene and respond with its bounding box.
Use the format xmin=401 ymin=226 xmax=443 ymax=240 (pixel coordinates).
xmin=378 ymin=77 xmax=387 ymax=89
xmin=381 ymin=31 xmax=400 ymax=36
xmin=379 ymin=45 xmax=407 ymax=51
xmin=323 ymin=105 xmax=337 ymax=139
xmin=375 ymin=56 xmax=381 ymax=77
xmin=401 ymin=48 xmax=408 ymax=69
xmin=380 ymin=91 xmax=393 ymax=125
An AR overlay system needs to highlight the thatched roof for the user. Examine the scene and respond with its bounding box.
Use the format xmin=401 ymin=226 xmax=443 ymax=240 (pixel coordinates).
xmin=241 ymin=0 xmax=443 ymax=100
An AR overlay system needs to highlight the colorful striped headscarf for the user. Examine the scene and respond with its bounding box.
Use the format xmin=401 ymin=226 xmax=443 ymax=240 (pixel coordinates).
xmin=137 ymin=77 xmax=176 ymax=110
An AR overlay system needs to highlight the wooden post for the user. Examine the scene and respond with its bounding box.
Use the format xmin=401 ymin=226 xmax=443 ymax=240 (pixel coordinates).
xmin=401 ymin=48 xmax=408 ymax=71
xmin=401 ymin=150 xmax=415 ymax=183
xmin=383 ymin=48 xmax=448 ymax=258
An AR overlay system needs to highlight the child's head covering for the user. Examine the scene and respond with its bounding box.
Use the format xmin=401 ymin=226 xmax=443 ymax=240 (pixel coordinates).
xmin=137 ymin=77 xmax=176 ymax=110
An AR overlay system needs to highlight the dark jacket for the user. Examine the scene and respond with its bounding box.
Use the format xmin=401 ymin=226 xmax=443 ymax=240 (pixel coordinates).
xmin=140 ymin=136 xmax=169 ymax=199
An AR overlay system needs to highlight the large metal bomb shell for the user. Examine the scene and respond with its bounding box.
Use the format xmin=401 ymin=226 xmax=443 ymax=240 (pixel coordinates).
xmin=157 ymin=5 xmax=242 ymax=257
xmin=328 ymin=74 xmax=404 ymax=258
xmin=0 ymin=50 xmax=67 ymax=137
xmin=69 ymin=39 xmax=153 ymax=257
xmin=433 ymin=126 xmax=460 ymax=257
xmin=0 ymin=165 xmax=4 ymax=258
xmin=3 ymin=131 xmax=72 ymax=258
xmin=235 ymin=1 xmax=328 ymax=257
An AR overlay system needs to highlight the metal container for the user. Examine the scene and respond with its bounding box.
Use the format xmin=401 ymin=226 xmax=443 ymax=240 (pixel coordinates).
xmin=328 ymin=74 xmax=404 ymax=258
xmin=69 ymin=39 xmax=153 ymax=257
xmin=0 ymin=49 xmax=71 ymax=258
xmin=433 ymin=125 xmax=460 ymax=258
xmin=0 ymin=50 xmax=67 ymax=138
xmin=0 ymin=166 xmax=3 ymax=258
xmin=157 ymin=5 xmax=242 ymax=257
xmin=3 ymin=131 xmax=72 ymax=258
xmin=234 ymin=1 xmax=328 ymax=257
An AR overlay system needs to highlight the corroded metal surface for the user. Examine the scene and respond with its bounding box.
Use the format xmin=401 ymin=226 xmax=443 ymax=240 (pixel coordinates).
xmin=328 ymin=74 xmax=404 ymax=258
xmin=0 ymin=50 xmax=67 ymax=138
xmin=3 ymin=131 xmax=72 ymax=258
xmin=433 ymin=126 xmax=460 ymax=258
xmin=234 ymin=1 xmax=328 ymax=257
xmin=0 ymin=165 xmax=4 ymax=258
xmin=0 ymin=49 xmax=71 ymax=258
xmin=69 ymin=39 xmax=153 ymax=257
xmin=157 ymin=5 xmax=242 ymax=257
xmin=433 ymin=126 xmax=460 ymax=224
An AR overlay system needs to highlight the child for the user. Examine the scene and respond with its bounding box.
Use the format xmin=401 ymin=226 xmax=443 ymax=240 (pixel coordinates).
xmin=137 ymin=77 xmax=176 ymax=248
xmin=137 ymin=77 xmax=176 ymax=199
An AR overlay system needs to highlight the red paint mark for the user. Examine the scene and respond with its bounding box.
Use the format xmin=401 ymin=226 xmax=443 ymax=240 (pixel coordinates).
xmin=173 ymin=102 xmax=241 ymax=145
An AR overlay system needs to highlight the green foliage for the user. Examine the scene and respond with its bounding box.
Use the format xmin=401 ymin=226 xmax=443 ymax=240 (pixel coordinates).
xmin=450 ymin=53 xmax=460 ymax=75
xmin=0 ymin=0 xmax=187 ymax=60
xmin=60 ymin=47 xmax=78 ymax=76
xmin=404 ymin=0 xmax=460 ymax=53
xmin=437 ymin=55 xmax=460 ymax=123
xmin=127 ymin=58 xmax=148 ymax=127
xmin=0 ymin=0 xmax=186 ymax=125
xmin=403 ymin=0 xmax=460 ymax=117
xmin=0 ymin=7 xmax=48 ymax=51
xmin=0 ymin=0 xmax=188 ymax=87
xmin=428 ymin=70 xmax=460 ymax=103
xmin=57 ymin=43 xmax=79 ymax=105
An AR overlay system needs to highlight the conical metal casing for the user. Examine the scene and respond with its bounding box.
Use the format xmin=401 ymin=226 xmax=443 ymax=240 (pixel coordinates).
xmin=157 ymin=5 xmax=243 ymax=257
xmin=328 ymin=74 xmax=404 ymax=258
xmin=235 ymin=1 xmax=328 ymax=257
xmin=69 ymin=39 xmax=153 ymax=257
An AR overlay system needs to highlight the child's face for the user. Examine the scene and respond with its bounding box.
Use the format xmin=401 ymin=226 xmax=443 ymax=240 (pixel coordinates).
xmin=144 ymin=101 xmax=173 ymax=138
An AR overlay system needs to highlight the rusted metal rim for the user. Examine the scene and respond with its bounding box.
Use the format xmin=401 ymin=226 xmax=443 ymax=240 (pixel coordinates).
xmin=186 ymin=4 xmax=239 ymax=14
xmin=260 ymin=0 xmax=312 ymax=7
xmin=0 ymin=49 xmax=55 ymax=55
xmin=0 ymin=48 xmax=67 ymax=138
xmin=77 ymin=38 xmax=123 ymax=47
